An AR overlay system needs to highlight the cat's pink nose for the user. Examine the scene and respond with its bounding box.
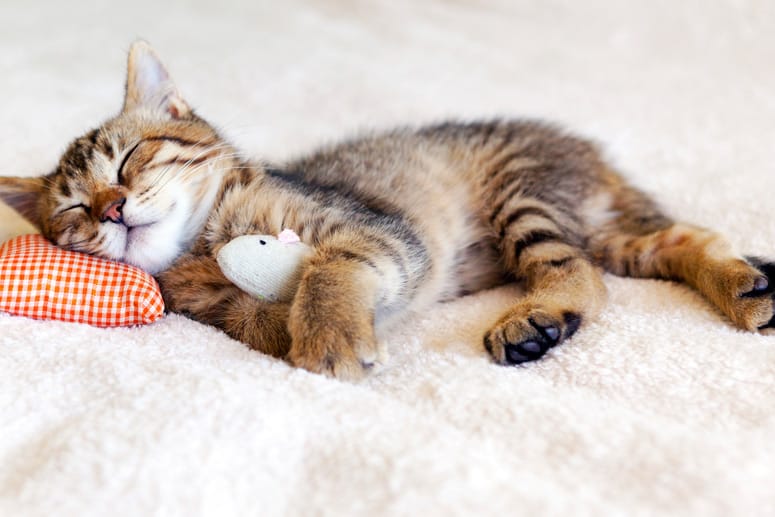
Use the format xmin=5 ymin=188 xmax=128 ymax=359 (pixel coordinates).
xmin=100 ymin=197 xmax=126 ymax=224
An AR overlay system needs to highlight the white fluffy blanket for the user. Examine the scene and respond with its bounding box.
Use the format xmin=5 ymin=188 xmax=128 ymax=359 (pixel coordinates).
xmin=2 ymin=1 xmax=774 ymax=515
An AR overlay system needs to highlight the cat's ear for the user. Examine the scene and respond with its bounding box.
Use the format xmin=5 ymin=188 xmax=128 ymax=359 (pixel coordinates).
xmin=0 ymin=176 xmax=47 ymax=228
xmin=122 ymin=40 xmax=191 ymax=119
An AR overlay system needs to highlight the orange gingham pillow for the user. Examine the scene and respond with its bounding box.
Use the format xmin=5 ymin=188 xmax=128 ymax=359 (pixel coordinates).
xmin=0 ymin=234 xmax=164 ymax=327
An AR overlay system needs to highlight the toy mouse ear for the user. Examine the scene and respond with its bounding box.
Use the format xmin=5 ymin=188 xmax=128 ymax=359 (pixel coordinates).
xmin=122 ymin=40 xmax=190 ymax=119
xmin=277 ymin=229 xmax=301 ymax=244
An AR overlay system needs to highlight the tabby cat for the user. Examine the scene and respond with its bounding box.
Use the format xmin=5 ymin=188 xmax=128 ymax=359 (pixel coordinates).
xmin=1 ymin=42 xmax=773 ymax=379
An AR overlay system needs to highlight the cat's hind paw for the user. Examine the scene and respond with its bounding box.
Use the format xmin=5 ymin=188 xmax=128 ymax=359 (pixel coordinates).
xmin=714 ymin=257 xmax=775 ymax=332
xmin=484 ymin=304 xmax=581 ymax=365
xmin=743 ymin=257 xmax=775 ymax=333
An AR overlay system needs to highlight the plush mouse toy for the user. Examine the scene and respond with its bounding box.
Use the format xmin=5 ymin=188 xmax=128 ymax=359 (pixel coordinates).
xmin=216 ymin=229 xmax=313 ymax=302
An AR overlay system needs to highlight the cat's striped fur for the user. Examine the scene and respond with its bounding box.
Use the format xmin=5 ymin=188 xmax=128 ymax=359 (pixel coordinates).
xmin=2 ymin=42 xmax=774 ymax=379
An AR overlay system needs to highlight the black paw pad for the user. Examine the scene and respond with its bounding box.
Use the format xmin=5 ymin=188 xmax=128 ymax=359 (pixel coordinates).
xmin=753 ymin=276 xmax=769 ymax=292
xmin=741 ymin=276 xmax=770 ymax=298
xmin=528 ymin=317 xmax=561 ymax=345
xmin=504 ymin=341 xmax=546 ymax=365
xmin=563 ymin=312 xmax=582 ymax=338
xmin=487 ymin=311 xmax=585 ymax=366
xmin=743 ymin=257 xmax=775 ymax=297
xmin=519 ymin=340 xmax=543 ymax=354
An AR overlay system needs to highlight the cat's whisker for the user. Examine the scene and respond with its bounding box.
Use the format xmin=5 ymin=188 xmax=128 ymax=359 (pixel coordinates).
xmin=139 ymin=145 xmax=232 ymax=202
xmin=144 ymin=146 xmax=238 ymax=199
xmin=150 ymin=147 xmax=246 ymax=194
xmin=156 ymin=143 xmax=240 ymax=182
xmin=144 ymin=137 xmax=233 ymax=187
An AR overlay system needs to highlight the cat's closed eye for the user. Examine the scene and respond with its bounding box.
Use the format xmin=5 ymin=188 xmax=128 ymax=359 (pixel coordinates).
xmin=60 ymin=203 xmax=91 ymax=216
xmin=117 ymin=141 xmax=141 ymax=185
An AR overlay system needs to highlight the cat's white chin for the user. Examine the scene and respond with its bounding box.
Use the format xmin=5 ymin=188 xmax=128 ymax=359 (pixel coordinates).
xmin=122 ymin=223 xmax=183 ymax=274
xmin=111 ymin=179 xmax=220 ymax=274
xmin=118 ymin=194 xmax=200 ymax=274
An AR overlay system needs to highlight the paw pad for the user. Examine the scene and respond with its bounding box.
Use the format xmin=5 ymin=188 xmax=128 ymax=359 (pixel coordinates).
xmin=486 ymin=308 xmax=582 ymax=366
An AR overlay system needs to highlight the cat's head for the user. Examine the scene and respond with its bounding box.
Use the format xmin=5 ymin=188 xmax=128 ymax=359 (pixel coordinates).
xmin=0 ymin=41 xmax=236 ymax=274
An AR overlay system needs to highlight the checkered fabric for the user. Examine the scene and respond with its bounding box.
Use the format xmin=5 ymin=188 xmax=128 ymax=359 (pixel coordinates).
xmin=0 ymin=234 xmax=165 ymax=327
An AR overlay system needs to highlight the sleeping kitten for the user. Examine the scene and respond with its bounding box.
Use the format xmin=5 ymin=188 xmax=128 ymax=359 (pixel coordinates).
xmin=1 ymin=41 xmax=773 ymax=379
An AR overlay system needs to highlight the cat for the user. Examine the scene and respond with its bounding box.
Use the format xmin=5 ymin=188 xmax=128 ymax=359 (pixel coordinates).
xmin=1 ymin=41 xmax=773 ymax=379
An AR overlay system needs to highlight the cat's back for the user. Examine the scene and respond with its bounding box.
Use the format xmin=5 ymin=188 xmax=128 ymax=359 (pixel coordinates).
xmin=279 ymin=123 xmax=519 ymax=298
xmin=285 ymin=119 xmax=604 ymax=206
xmin=286 ymin=126 xmax=458 ymax=207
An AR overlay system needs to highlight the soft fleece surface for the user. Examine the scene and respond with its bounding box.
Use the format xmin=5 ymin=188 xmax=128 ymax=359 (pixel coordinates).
xmin=2 ymin=1 xmax=775 ymax=516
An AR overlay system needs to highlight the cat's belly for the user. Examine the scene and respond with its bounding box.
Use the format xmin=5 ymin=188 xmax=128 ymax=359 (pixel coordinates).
xmin=445 ymin=236 xmax=506 ymax=300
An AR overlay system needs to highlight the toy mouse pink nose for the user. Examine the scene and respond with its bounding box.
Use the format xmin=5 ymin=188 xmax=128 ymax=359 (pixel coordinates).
xmin=100 ymin=197 xmax=126 ymax=224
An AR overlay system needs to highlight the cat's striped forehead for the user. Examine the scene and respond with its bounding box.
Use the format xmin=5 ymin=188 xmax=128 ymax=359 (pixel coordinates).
xmin=53 ymin=130 xmax=108 ymax=200
xmin=52 ymin=115 xmax=221 ymax=199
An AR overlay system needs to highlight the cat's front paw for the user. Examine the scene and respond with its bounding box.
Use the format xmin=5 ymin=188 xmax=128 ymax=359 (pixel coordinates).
xmin=484 ymin=304 xmax=582 ymax=365
xmin=287 ymin=301 xmax=382 ymax=381
xmin=285 ymin=254 xmax=388 ymax=380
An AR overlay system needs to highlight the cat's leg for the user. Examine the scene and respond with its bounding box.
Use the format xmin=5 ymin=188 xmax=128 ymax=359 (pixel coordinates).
xmin=593 ymin=185 xmax=775 ymax=331
xmin=286 ymin=230 xmax=421 ymax=380
xmin=157 ymin=253 xmax=291 ymax=357
xmin=485 ymin=199 xmax=608 ymax=364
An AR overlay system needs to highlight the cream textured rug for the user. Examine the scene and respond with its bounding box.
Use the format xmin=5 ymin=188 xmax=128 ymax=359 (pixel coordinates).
xmin=1 ymin=1 xmax=774 ymax=515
